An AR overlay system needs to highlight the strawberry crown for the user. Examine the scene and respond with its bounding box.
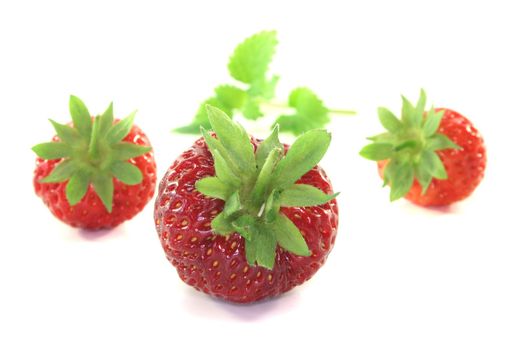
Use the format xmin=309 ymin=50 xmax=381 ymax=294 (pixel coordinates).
xmin=360 ymin=90 xmax=460 ymax=201
xmin=32 ymin=96 xmax=151 ymax=213
xmin=197 ymin=106 xmax=338 ymax=270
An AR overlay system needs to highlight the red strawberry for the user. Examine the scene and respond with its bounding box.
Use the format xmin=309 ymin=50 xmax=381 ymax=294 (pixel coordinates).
xmin=33 ymin=96 xmax=156 ymax=229
xmin=360 ymin=90 xmax=486 ymax=206
xmin=154 ymin=106 xmax=338 ymax=303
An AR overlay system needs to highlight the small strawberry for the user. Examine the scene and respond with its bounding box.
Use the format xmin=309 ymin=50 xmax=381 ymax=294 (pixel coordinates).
xmin=33 ymin=96 xmax=157 ymax=229
xmin=154 ymin=106 xmax=338 ymax=303
xmin=360 ymin=90 xmax=486 ymax=206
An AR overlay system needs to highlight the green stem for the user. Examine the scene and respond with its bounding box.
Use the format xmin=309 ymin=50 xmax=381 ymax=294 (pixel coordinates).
xmin=260 ymin=100 xmax=357 ymax=116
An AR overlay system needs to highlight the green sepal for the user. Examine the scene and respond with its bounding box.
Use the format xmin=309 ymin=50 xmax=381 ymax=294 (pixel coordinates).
xmin=195 ymin=177 xmax=230 ymax=201
xmin=197 ymin=106 xmax=336 ymax=269
xmin=280 ymin=184 xmax=338 ymax=207
xmin=34 ymin=96 xmax=150 ymax=213
xmin=361 ymin=90 xmax=460 ymax=201
xmin=32 ymin=142 xmax=71 ymax=160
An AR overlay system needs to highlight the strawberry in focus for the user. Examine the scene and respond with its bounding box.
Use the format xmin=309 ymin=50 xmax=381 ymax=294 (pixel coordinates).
xmin=154 ymin=106 xmax=338 ymax=303
xmin=33 ymin=96 xmax=156 ymax=229
xmin=360 ymin=90 xmax=486 ymax=206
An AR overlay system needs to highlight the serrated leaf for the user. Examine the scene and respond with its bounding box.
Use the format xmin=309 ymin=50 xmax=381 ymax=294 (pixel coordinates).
xmin=389 ymin=161 xmax=414 ymax=201
xmin=228 ymin=30 xmax=278 ymax=84
xmin=426 ymin=133 xmax=460 ymax=151
xmin=248 ymin=75 xmax=279 ymax=99
xmin=32 ymin=142 xmax=71 ymax=160
xmin=92 ymin=175 xmax=114 ymax=213
xmin=195 ymin=177 xmax=230 ymax=200
xmin=66 ymin=172 xmax=90 ymax=205
xmin=276 ymin=87 xmax=330 ymax=136
xmin=206 ymin=105 xmax=256 ymax=177
xmin=273 ymin=129 xmax=331 ymax=189
xmin=215 ymin=85 xmax=247 ymax=109
xmin=280 ymin=184 xmax=338 ymax=207
xmin=49 ymin=119 xmax=81 ymax=145
xmin=69 ymin=95 xmax=92 ymax=139
xmin=421 ymin=150 xmax=448 ymax=179
xmin=110 ymin=161 xmax=143 ymax=185
xmin=223 ymin=191 xmax=242 ymax=218
xmin=211 ymin=212 xmax=235 ymax=236
xmin=241 ymin=98 xmax=263 ymax=120
xmin=359 ymin=143 xmax=394 ymax=161
xmin=271 ymin=214 xmax=310 ymax=256
xmin=423 ymin=108 xmax=445 ymax=137
xmin=106 ymin=110 xmax=136 ymax=144
xmin=378 ymin=107 xmax=402 ymax=132
xmin=111 ymin=143 xmax=151 ymax=160
xmin=40 ymin=160 xmax=76 ymax=183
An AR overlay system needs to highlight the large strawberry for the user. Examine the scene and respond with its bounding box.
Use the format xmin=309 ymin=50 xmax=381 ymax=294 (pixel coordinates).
xmin=33 ymin=96 xmax=156 ymax=229
xmin=154 ymin=106 xmax=338 ymax=303
xmin=360 ymin=90 xmax=486 ymax=206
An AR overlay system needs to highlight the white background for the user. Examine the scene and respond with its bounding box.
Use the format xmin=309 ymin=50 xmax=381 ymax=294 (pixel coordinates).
xmin=1 ymin=1 xmax=524 ymax=349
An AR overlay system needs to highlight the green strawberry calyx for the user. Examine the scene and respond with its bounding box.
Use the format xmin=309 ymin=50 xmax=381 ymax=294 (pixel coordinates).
xmin=196 ymin=105 xmax=338 ymax=270
xmin=32 ymin=96 xmax=151 ymax=213
xmin=359 ymin=89 xmax=460 ymax=201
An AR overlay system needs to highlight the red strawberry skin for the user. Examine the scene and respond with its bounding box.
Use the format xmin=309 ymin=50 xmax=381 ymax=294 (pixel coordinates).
xmin=154 ymin=137 xmax=338 ymax=303
xmin=34 ymin=124 xmax=157 ymax=229
xmin=379 ymin=108 xmax=486 ymax=206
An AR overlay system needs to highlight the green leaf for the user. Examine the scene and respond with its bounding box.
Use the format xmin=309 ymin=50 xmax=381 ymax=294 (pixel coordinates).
xmin=248 ymin=75 xmax=279 ymax=99
xmin=110 ymin=161 xmax=143 ymax=185
xmin=263 ymin=189 xmax=280 ymax=223
xmin=378 ymin=107 xmax=402 ymax=132
xmin=92 ymin=175 xmax=114 ymax=213
xmin=280 ymin=184 xmax=338 ymax=207
xmin=65 ymin=172 xmax=90 ymax=206
xmin=241 ymin=98 xmax=263 ymax=120
xmin=275 ymin=87 xmax=330 ymax=136
xmin=255 ymin=125 xmax=283 ymax=169
xmin=254 ymin=228 xmax=277 ymax=269
xmin=40 ymin=160 xmax=76 ymax=183
xmin=195 ymin=177 xmax=230 ymax=200
xmin=252 ymin=148 xmax=282 ymax=203
xmin=245 ymin=230 xmax=258 ymax=265
xmin=271 ymin=214 xmax=310 ymax=256
xmin=215 ymin=85 xmax=247 ymax=109
xmin=106 ymin=110 xmax=136 ymax=144
xmin=413 ymin=89 xmax=426 ymax=127
xmin=32 ymin=142 xmax=71 ymax=160
xmin=99 ymin=102 xmax=114 ymax=136
xmin=49 ymin=119 xmax=81 ymax=145
xmin=173 ymin=97 xmax=231 ymax=134
xmin=388 ymin=161 xmax=415 ymax=201
xmin=206 ymin=105 xmax=256 ymax=176
xmin=111 ymin=143 xmax=152 ymax=160
xmin=421 ymin=150 xmax=448 ymax=179
xmin=228 ymin=30 xmax=278 ymax=84
xmin=422 ymin=108 xmax=445 ymax=137
xmin=415 ymin=164 xmax=432 ymax=195
xmin=426 ymin=133 xmax=460 ymax=151
xmin=211 ymin=212 xmax=235 ymax=236
xmin=401 ymin=95 xmax=416 ymax=126
xmin=367 ymin=132 xmax=397 ymax=143
xmin=223 ymin=191 xmax=242 ymax=218
xmin=231 ymin=215 xmax=255 ymax=241
xmin=209 ymin=148 xmax=241 ymax=188
xmin=69 ymin=95 xmax=92 ymax=139
xmin=273 ymin=129 xmax=331 ymax=189
xmin=359 ymin=143 xmax=394 ymax=161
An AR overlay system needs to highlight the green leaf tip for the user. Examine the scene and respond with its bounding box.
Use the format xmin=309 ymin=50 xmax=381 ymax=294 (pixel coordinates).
xmin=33 ymin=96 xmax=151 ymax=213
xmin=196 ymin=106 xmax=337 ymax=269
xmin=360 ymin=90 xmax=460 ymax=201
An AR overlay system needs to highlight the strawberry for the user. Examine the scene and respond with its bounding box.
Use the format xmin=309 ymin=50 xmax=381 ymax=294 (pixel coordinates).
xmin=154 ymin=106 xmax=338 ymax=303
xmin=32 ymin=96 xmax=156 ymax=229
xmin=360 ymin=90 xmax=486 ymax=206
